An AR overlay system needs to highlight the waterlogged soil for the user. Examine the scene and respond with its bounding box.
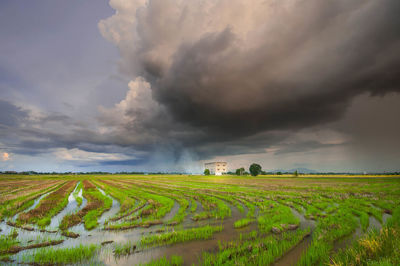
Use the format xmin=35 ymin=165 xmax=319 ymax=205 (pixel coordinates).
xmin=162 ymin=201 xmax=180 ymax=223
xmin=11 ymin=191 xmax=53 ymax=222
xmin=1 ymin=176 xmax=399 ymax=266
xmin=49 ymin=183 xmax=81 ymax=229
xmin=98 ymin=193 xmax=121 ymax=225
xmin=103 ymin=203 xmax=255 ymax=266
xmin=333 ymin=212 xmax=392 ymax=253
xmin=3 ymin=198 xmax=391 ymax=266
xmin=273 ymin=209 xmax=315 ymax=266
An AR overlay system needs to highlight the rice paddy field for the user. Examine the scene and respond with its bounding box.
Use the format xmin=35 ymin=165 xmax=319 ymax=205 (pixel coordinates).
xmin=0 ymin=174 xmax=399 ymax=265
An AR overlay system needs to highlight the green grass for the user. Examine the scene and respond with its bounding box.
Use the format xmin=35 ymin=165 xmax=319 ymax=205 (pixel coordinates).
xmin=190 ymin=198 xmax=198 ymax=212
xmin=234 ymin=218 xmax=254 ymax=228
xmin=297 ymin=207 xmax=358 ymax=265
xmin=0 ymin=233 xmax=18 ymax=255
xmin=191 ymin=194 xmax=231 ymax=221
xmin=141 ymin=225 xmax=223 ymax=247
xmin=18 ymin=181 xmax=76 ymax=227
xmin=58 ymin=181 xmax=113 ymax=231
xmin=257 ymin=204 xmax=299 ymax=233
xmin=0 ymin=182 xmax=64 ymax=220
xmin=22 ymin=244 xmax=98 ymax=264
xmin=167 ymin=196 xmax=189 ymax=225
xmin=83 ymin=186 xmax=113 ymax=230
xmin=201 ymin=229 xmax=310 ymax=265
xmin=353 ymin=209 xmax=370 ymax=231
xmin=93 ymin=180 xmax=137 ymax=220
xmin=331 ymin=206 xmax=400 ymax=265
xmin=113 ymin=241 xmax=136 ymax=257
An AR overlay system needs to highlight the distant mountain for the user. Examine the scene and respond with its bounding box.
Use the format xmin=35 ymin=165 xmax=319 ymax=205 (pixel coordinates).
xmin=270 ymin=168 xmax=317 ymax=174
xmin=289 ymin=168 xmax=317 ymax=173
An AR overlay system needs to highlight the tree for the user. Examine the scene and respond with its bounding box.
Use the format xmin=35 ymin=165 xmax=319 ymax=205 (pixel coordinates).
xmin=204 ymin=169 xmax=210 ymax=175
xmin=249 ymin=163 xmax=262 ymax=176
xmin=294 ymin=170 xmax=298 ymax=177
xmin=235 ymin=167 xmax=245 ymax=176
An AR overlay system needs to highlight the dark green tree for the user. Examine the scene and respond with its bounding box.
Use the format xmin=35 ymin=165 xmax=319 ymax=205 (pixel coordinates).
xmin=235 ymin=167 xmax=245 ymax=176
xmin=204 ymin=169 xmax=210 ymax=175
xmin=294 ymin=170 xmax=298 ymax=177
xmin=249 ymin=163 xmax=262 ymax=176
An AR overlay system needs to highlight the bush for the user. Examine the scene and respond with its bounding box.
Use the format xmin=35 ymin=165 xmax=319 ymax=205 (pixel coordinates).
xmin=235 ymin=168 xmax=245 ymax=176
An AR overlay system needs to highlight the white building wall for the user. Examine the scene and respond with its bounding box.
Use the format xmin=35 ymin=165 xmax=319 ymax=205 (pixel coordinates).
xmin=205 ymin=162 xmax=227 ymax=175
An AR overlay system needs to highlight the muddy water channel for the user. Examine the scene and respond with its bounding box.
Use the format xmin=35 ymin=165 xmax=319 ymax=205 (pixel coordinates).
xmin=273 ymin=209 xmax=316 ymax=266
xmin=103 ymin=203 xmax=256 ymax=266
xmin=49 ymin=183 xmax=82 ymax=229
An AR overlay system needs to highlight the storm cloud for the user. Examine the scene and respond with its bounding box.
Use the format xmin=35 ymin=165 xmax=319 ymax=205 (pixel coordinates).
xmin=96 ymin=0 xmax=400 ymax=152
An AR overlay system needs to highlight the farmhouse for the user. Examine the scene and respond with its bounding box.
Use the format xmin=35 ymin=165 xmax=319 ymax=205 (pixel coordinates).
xmin=204 ymin=162 xmax=227 ymax=176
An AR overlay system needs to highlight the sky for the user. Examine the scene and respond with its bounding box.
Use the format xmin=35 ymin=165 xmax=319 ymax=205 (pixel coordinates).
xmin=0 ymin=0 xmax=399 ymax=173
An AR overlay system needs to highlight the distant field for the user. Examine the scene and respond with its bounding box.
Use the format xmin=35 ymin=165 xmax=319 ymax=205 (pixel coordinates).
xmin=0 ymin=174 xmax=399 ymax=265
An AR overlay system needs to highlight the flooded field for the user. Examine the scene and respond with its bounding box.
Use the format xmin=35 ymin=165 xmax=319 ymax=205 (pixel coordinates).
xmin=0 ymin=174 xmax=399 ymax=265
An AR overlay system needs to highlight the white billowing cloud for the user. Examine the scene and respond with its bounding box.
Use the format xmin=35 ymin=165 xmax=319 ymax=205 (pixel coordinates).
xmin=54 ymin=148 xmax=130 ymax=162
xmin=98 ymin=77 xmax=157 ymax=129
xmin=97 ymin=76 xmax=172 ymax=147
xmin=1 ymin=152 xmax=10 ymax=161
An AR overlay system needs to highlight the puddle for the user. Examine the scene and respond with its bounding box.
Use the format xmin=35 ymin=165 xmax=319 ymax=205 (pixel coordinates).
xmin=99 ymin=194 xmax=121 ymax=226
xmin=0 ymin=221 xmax=62 ymax=243
xmin=368 ymin=216 xmax=381 ymax=232
xmin=162 ymin=201 xmax=180 ymax=223
xmin=333 ymin=223 xmax=362 ymax=252
xmin=382 ymin=213 xmax=391 ymax=224
xmin=333 ymin=212 xmax=392 ymax=254
xmin=48 ymin=183 xmax=81 ymax=230
xmin=292 ymin=208 xmax=315 ymax=231
xmin=98 ymin=187 xmax=106 ymax=195
xmin=274 ymin=235 xmax=312 ymax=266
xmin=273 ymin=208 xmax=315 ymax=266
xmin=11 ymin=191 xmax=52 ymax=221
xmin=101 ymin=202 xmax=252 ymax=265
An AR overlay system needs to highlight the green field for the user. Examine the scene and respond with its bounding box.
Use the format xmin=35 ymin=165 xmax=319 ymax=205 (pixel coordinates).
xmin=0 ymin=174 xmax=399 ymax=265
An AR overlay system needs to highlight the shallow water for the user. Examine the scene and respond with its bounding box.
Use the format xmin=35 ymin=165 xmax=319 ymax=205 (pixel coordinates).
xmin=48 ymin=182 xmax=81 ymax=229
xmin=273 ymin=208 xmax=316 ymax=266
xmin=4 ymin=191 xmax=394 ymax=266
xmin=162 ymin=201 xmax=179 ymax=223
xmin=334 ymin=211 xmax=393 ymax=253
xmin=99 ymin=193 xmax=121 ymax=225
xmin=11 ymin=190 xmax=53 ymax=222
xmin=102 ymin=202 xmax=254 ymax=266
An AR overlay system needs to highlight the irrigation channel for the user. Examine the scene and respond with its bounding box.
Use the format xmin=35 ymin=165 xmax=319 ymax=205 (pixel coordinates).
xmin=0 ymin=176 xmax=398 ymax=265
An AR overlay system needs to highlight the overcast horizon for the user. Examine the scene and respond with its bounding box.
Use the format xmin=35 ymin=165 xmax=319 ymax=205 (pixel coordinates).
xmin=1 ymin=0 xmax=400 ymax=173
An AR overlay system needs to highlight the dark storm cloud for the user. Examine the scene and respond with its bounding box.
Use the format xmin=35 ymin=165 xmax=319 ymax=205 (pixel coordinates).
xmin=155 ymin=1 xmax=400 ymax=137
xmin=100 ymin=158 xmax=148 ymax=166
xmin=100 ymin=0 xmax=400 ymax=147
xmin=0 ymin=100 xmax=28 ymax=127
xmin=274 ymin=141 xmax=343 ymax=155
